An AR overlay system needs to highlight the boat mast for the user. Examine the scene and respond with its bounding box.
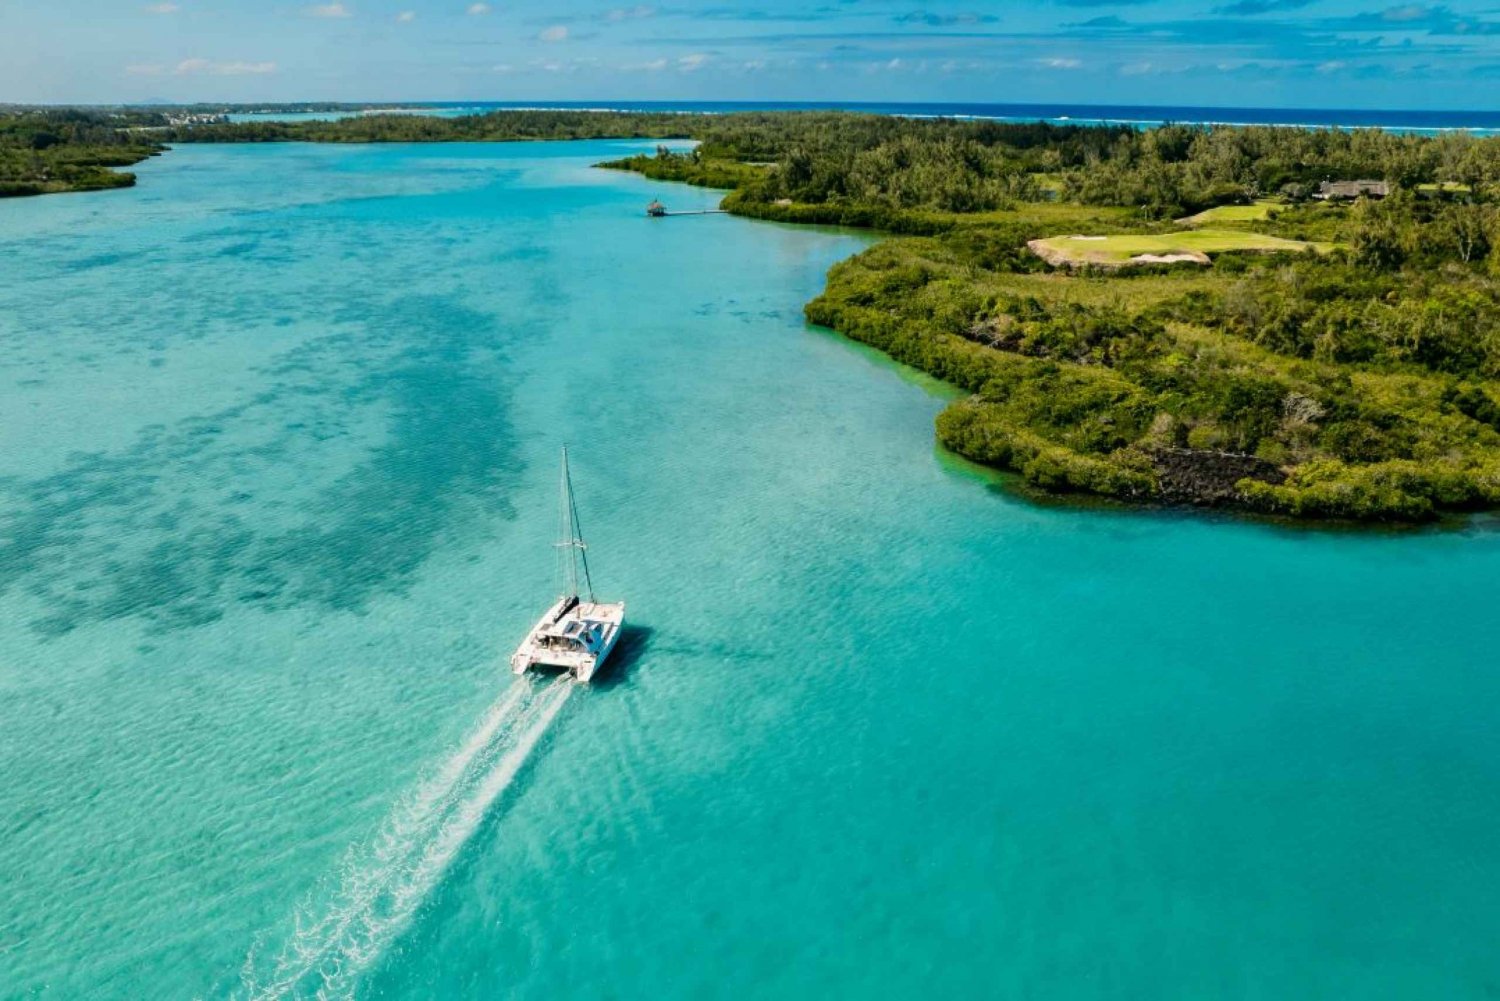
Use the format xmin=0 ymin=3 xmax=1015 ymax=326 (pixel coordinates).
xmin=555 ymin=445 xmax=596 ymax=602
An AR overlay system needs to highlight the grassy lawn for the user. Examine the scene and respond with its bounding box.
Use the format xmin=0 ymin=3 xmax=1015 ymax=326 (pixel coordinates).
xmin=1179 ymin=199 xmax=1282 ymax=225
xmin=983 ymin=268 xmax=1216 ymax=309
xmin=1032 ymin=228 xmax=1328 ymax=266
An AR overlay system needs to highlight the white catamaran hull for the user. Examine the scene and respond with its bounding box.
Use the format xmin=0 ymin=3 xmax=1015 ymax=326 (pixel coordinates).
xmin=510 ymin=599 xmax=625 ymax=683
xmin=509 ymin=447 xmax=624 ymax=685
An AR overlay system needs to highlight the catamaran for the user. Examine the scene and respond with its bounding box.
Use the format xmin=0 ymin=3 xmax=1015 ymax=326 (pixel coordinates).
xmin=509 ymin=446 xmax=625 ymax=684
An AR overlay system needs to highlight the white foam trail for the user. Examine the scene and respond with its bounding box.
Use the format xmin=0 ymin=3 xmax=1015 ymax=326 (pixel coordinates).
xmin=249 ymin=682 xmax=535 ymax=993
xmin=242 ymin=677 xmax=573 ymax=1000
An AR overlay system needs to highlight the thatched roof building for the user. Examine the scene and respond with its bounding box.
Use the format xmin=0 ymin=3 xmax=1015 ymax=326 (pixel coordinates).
xmin=1314 ymin=180 xmax=1389 ymax=200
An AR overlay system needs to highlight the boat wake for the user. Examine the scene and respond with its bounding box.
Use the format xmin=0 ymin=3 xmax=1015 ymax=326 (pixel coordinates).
xmin=240 ymin=675 xmax=574 ymax=1000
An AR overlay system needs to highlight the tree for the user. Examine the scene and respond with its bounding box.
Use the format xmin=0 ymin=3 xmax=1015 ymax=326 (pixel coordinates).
xmin=1350 ymin=195 xmax=1411 ymax=271
xmin=1435 ymin=203 xmax=1495 ymax=264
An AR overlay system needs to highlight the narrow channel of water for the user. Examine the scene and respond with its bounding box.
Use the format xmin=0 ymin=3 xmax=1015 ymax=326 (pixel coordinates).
xmin=1 ymin=141 xmax=1498 ymax=999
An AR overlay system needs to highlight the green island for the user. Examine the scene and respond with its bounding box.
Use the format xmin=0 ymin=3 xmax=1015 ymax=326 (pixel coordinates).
xmin=12 ymin=106 xmax=1500 ymax=522
xmin=0 ymin=109 xmax=168 ymax=196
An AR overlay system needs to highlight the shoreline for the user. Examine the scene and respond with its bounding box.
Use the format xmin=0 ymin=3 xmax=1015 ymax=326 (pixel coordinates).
xmin=10 ymin=113 xmax=1498 ymax=524
xmin=594 ymin=146 xmax=1500 ymax=525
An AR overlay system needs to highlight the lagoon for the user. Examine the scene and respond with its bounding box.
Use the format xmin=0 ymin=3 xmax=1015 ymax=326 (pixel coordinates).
xmin=2 ymin=141 xmax=1500 ymax=999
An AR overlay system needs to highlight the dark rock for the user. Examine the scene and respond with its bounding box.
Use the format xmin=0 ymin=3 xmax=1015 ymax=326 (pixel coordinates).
xmin=1150 ymin=447 xmax=1286 ymax=506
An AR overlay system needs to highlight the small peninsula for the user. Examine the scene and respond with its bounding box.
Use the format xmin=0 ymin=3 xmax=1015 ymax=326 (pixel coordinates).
xmin=14 ymin=106 xmax=1500 ymax=521
xmin=591 ymin=114 xmax=1500 ymax=522
xmin=0 ymin=109 xmax=167 ymax=196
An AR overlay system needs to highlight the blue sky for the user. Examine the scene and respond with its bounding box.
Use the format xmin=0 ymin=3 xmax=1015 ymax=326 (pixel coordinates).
xmin=3 ymin=0 xmax=1499 ymax=108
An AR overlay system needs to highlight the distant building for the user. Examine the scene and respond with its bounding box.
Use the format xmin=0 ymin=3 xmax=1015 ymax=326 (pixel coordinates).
xmin=1313 ymin=180 xmax=1390 ymax=201
xmin=162 ymin=112 xmax=229 ymax=127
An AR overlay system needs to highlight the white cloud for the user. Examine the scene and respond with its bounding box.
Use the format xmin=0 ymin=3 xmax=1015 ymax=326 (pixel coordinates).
xmin=175 ymin=58 xmax=278 ymax=75
xmin=522 ymin=56 xmax=599 ymax=73
xmin=1381 ymin=4 xmax=1428 ymax=21
xmin=605 ymin=5 xmax=654 ymax=21
xmin=677 ymin=53 xmax=708 ymax=71
xmin=1039 ymin=57 xmax=1081 ymax=69
xmin=396 ymin=10 xmax=415 ymax=21
xmin=305 ymin=3 xmax=352 ymax=17
xmin=540 ymin=25 xmax=568 ymax=41
xmin=623 ymin=57 xmax=669 ymax=71
xmin=143 ymin=2 xmax=179 ymax=13
xmin=467 ymin=2 xmax=490 ymax=14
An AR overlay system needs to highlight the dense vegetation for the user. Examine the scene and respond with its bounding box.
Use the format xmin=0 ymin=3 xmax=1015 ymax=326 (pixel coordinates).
xmin=603 ymin=112 xmax=1500 ymax=216
xmin=13 ymin=106 xmax=1500 ymax=520
xmin=163 ymin=110 xmax=699 ymax=144
xmin=0 ymin=110 xmax=164 ymax=196
xmin=594 ymin=114 xmax=1500 ymax=521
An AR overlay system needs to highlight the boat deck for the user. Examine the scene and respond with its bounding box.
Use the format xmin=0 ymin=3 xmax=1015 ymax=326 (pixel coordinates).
xmin=511 ymin=597 xmax=625 ymax=682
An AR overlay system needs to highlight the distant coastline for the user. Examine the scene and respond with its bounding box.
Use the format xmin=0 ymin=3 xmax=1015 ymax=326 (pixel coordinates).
xmin=215 ymin=100 xmax=1500 ymax=135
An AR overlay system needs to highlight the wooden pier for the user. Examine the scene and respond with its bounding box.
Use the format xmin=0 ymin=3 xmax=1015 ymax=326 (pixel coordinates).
xmin=646 ymin=201 xmax=726 ymax=218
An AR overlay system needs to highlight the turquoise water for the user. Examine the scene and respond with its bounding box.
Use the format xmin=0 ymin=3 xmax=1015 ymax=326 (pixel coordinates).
xmin=2 ymin=141 xmax=1500 ymax=1000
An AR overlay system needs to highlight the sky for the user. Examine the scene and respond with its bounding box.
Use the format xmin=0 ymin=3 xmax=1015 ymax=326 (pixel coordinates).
xmin=2 ymin=0 xmax=1500 ymax=108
